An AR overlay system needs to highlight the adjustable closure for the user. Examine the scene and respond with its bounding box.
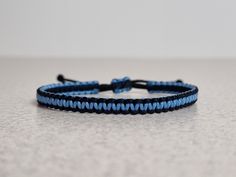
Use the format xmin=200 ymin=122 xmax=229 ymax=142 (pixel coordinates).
xmin=111 ymin=77 xmax=132 ymax=93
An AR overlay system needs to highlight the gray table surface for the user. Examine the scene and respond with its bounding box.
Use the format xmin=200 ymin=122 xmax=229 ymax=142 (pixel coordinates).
xmin=0 ymin=59 xmax=236 ymax=177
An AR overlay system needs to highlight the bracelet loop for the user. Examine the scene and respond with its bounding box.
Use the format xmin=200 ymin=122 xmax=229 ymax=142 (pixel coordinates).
xmin=36 ymin=75 xmax=199 ymax=115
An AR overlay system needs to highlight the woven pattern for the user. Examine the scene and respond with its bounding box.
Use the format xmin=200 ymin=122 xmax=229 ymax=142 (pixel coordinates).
xmin=36 ymin=76 xmax=198 ymax=114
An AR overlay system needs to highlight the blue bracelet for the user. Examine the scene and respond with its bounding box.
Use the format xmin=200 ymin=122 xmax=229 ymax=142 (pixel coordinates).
xmin=36 ymin=75 xmax=199 ymax=115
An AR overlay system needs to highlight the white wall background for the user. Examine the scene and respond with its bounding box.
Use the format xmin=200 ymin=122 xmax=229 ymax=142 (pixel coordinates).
xmin=0 ymin=0 xmax=236 ymax=59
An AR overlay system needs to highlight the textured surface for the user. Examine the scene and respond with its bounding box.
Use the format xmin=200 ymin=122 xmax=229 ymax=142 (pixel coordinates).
xmin=0 ymin=59 xmax=236 ymax=177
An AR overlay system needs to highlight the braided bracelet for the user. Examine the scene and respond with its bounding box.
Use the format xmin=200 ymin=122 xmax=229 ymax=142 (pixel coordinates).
xmin=36 ymin=75 xmax=199 ymax=115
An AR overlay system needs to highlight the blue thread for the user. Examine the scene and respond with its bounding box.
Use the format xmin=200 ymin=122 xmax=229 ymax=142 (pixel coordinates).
xmin=112 ymin=103 xmax=116 ymax=111
xmin=98 ymin=103 xmax=103 ymax=110
xmin=37 ymin=93 xmax=198 ymax=113
xmin=94 ymin=102 xmax=98 ymax=110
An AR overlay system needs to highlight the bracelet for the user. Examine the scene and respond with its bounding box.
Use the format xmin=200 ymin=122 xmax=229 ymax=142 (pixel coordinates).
xmin=36 ymin=75 xmax=199 ymax=115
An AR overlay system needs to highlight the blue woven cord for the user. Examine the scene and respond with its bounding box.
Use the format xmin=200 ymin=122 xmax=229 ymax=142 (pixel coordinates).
xmin=36 ymin=75 xmax=199 ymax=114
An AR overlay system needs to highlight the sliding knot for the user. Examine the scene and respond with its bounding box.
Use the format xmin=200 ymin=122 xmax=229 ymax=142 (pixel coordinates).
xmin=111 ymin=77 xmax=132 ymax=94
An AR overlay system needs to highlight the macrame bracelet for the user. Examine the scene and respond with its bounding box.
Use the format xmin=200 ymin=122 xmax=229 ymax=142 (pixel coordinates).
xmin=36 ymin=75 xmax=199 ymax=115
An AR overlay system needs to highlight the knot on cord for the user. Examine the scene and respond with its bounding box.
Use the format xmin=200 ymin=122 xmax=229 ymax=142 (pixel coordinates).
xmin=111 ymin=77 xmax=132 ymax=94
xmin=57 ymin=74 xmax=77 ymax=83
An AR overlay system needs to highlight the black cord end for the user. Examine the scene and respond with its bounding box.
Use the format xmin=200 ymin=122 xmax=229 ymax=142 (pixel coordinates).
xmin=176 ymin=79 xmax=183 ymax=83
xmin=57 ymin=74 xmax=65 ymax=83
